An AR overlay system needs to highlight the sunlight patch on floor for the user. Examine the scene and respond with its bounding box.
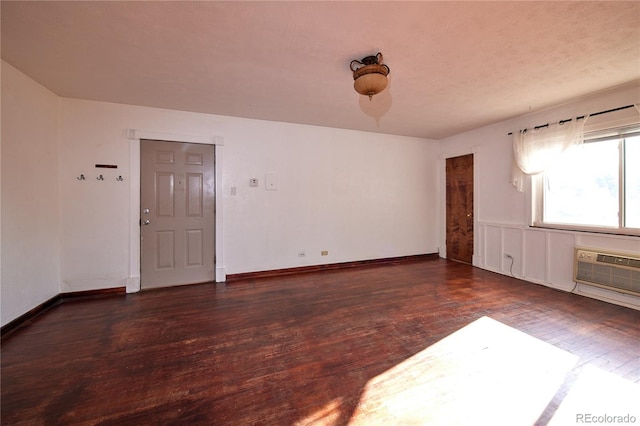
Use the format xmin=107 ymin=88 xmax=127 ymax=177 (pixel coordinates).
xmin=294 ymin=397 xmax=345 ymax=426
xmin=349 ymin=316 xmax=579 ymax=426
xmin=548 ymin=364 xmax=640 ymax=426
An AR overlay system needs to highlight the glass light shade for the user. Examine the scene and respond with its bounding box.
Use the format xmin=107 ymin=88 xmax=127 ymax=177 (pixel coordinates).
xmin=350 ymin=53 xmax=390 ymax=100
xmin=354 ymin=72 xmax=388 ymax=100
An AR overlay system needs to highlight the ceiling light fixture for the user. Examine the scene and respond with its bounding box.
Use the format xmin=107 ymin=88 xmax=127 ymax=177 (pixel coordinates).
xmin=350 ymin=52 xmax=390 ymax=101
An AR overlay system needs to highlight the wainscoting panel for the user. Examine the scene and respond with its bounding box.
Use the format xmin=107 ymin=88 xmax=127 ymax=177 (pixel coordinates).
xmin=503 ymin=227 xmax=523 ymax=276
xmin=576 ymin=233 xmax=640 ymax=255
xmin=547 ymin=232 xmax=577 ymax=291
xmin=483 ymin=225 xmax=502 ymax=271
xmin=476 ymin=222 xmax=639 ymax=310
xmin=523 ymin=229 xmax=547 ymax=283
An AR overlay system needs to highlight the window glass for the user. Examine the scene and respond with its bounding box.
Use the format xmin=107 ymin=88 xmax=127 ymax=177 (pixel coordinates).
xmin=544 ymin=139 xmax=619 ymax=227
xmin=625 ymin=135 xmax=640 ymax=229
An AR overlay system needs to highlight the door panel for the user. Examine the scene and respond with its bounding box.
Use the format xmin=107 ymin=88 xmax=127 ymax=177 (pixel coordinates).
xmin=156 ymin=231 xmax=175 ymax=270
xmin=446 ymin=154 xmax=474 ymax=264
xmin=186 ymin=229 xmax=203 ymax=267
xmin=156 ymin=172 xmax=175 ymax=217
xmin=141 ymin=140 xmax=215 ymax=289
xmin=186 ymin=173 xmax=203 ymax=216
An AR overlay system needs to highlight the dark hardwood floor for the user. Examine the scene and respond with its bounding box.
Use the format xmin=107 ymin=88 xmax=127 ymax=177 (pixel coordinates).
xmin=2 ymin=258 xmax=639 ymax=425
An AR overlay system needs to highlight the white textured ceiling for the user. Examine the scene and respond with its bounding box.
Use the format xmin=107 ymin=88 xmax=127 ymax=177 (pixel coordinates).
xmin=2 ymin=1 xmax=639 ymax=139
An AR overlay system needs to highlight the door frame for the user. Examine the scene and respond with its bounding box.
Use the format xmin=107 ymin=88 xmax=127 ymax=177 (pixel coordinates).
xmin=439 ymin=148 xmax=479 ymax=266
xmin=126 ymin=129 xmax=225 ymax=293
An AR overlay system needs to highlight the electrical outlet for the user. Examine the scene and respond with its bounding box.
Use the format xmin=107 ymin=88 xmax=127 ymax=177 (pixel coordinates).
xmin=321 ymin=250 xmax=328 ymax=256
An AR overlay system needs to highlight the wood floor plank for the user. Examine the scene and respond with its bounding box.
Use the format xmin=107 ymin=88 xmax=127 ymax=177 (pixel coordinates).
xmin=1 ymin=258 xmax=639 ymax=425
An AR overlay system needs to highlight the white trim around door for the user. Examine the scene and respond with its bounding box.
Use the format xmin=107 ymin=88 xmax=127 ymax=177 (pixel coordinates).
xmin=127 ymin=130 xmax=225 ymax=293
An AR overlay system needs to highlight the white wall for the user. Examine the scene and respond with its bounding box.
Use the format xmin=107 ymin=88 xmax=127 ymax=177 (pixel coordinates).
xmin=1 ymin=63 xmax=439 ymax=325
xmin=1 ymin=61 xmax=61 ymax=326
xmin=59 ymin=98 xmax=440 ymax=292
xmin=439 ymin=82 xmax=640 ymax=309
xmin=4 ymin=58 xmax=636 ymax=326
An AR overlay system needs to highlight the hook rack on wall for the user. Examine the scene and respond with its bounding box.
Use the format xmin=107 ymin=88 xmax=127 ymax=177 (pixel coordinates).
xmin=77 ymin=167 xmax=124 ymax=182
xmin=77 ymin=173 xmax=125 ymax=181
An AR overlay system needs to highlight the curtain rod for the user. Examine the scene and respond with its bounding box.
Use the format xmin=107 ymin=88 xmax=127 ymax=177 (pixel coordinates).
xmin=507 ymin=104 xmax=636 ymax=136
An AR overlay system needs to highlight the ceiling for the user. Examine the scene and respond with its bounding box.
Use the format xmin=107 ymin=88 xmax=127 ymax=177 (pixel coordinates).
xmin=2 ymin=1 xmax=639 ymax=140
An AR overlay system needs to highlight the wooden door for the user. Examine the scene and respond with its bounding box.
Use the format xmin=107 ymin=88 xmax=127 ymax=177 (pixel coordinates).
xmin=140 ymin=140 xmax=215 ymax=289
xmin=446 ymin=154 xmax=474 ymax=264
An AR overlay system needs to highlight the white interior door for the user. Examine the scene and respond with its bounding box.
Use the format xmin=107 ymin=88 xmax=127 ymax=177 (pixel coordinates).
xmin=140 ymin=140 xmax=215 ymax=289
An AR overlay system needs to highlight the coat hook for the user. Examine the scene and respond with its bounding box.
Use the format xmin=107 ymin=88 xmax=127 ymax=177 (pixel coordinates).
xmin=116 ymin=175 xmax=124 ymax=181
xmin=77 ymin=174 xmax=85 ymax=181
xmin=97 ymin=174 xmax=104 ymax=181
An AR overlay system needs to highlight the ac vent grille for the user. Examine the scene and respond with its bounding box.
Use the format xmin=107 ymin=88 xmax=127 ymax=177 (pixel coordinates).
xmin=574 ymin=247 xmax=640 ymax=296
xmin=596 ymin=254 xmax=640 ymax=268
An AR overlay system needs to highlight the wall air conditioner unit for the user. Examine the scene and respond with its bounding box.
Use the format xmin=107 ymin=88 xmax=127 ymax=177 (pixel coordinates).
xmin=574 ymin=247 xmax=640 ymax=296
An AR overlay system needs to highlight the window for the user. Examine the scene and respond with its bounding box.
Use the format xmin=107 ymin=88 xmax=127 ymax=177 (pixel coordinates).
xmin=534 ymin=122 xmax=640 ymax=235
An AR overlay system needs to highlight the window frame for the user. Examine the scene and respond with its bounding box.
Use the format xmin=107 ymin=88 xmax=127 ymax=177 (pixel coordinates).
xmin=531 ymin=119 xmax=640 ymax=237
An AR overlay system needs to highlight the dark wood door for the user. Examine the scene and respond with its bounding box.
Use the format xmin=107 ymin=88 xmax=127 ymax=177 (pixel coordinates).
xmin=446 ymin=154 xmax=474 ymax=264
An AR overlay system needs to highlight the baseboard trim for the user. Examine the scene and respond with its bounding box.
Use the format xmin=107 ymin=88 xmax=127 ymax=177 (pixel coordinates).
xmin=1 ymin=295 xmax=62 ymax=341
xmin=59 ymin=287 xmax=126 ymax=301
xmin=1 ymin=287 xmax=126 ymax=341
xmin=2 ymin=255 xmax=439 ymax=337
xmin=226 ymin=253 xmax=440 ymax=282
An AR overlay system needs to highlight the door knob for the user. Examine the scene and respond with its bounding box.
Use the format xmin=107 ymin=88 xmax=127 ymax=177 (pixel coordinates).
xmin=466 ymin=213 xmax=472 ymax=218
xmin=143 ymin=219 xmax=150 ymax=225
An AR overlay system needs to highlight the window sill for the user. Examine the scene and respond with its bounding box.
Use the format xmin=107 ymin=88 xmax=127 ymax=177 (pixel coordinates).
xmin=531 ymin=223 xmax=640 ymax=238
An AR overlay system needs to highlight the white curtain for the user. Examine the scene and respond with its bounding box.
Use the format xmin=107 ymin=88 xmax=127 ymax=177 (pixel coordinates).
xmin=510 ymin=117 xmax=587 ymax=192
